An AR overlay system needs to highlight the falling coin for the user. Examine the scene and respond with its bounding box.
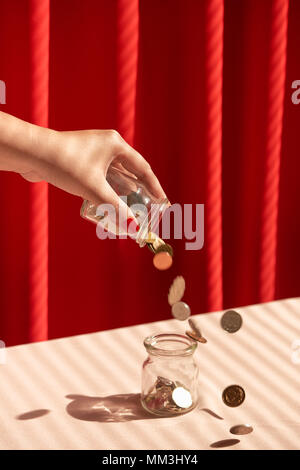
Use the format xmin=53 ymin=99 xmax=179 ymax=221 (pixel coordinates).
xmin=168 ymin=276 xmax=186 ymax=306
xmin=188 ymin=318 xmax=201 ymax=337
xmin=222 ymin=385 xmax=245 ymax=407
xmin=230 ymin=424 xmax=253 ymax=435
xmin=221 ymin=310 xmax=243 ymax=333
xmin=153 ymin=251 xmax=173 ymax=270
xmin=155 ymin=244 xmax=174 ymax=257
xmin=186 ymin=330 xmax=207 ymax=344
xmin=172 ymin=387 xmax=193 ymax=409
xmin=171 ymin=301 xmax=191 ymax=321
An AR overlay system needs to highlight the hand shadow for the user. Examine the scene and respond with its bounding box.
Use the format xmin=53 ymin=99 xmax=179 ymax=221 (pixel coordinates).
xmin=65 ymin=393 xmax=163 ymax=423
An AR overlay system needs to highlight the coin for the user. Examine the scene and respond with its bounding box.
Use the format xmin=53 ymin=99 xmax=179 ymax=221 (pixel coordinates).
xmin=153 ymin=251 xmax=173 ymax=270
xmin=230 ymin=424 xmax=253 ymax=435
xmin=186 ymin=330 xmax=207 ymax=344
xmin=155 ymin=243 xmax=174 ymax=257
xmin=171 ymin=301 xmax=191 ymax=321
xmin=222 ymin=385 xmax=245 ymax=407
xmin=168 ymin=276 xmax=186 ymax=306
xmin=188 ymin=318 xmax=201 ymax=336
xmin=221 ymin=310 xmax=243 ymax=333
xmin=172 ymin=386 xmax=193 ymax=409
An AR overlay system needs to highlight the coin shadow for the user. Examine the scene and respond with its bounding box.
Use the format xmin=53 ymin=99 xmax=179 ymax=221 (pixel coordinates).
xmin=16 ymin=409 xmax=50 ymax=420
xmin=65 ymin=393 xmax=164 ymax=422
xmin=210 ymin=439 xmax=240 ymax=448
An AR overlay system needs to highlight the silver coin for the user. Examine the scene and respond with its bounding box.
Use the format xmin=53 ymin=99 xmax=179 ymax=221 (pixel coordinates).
xmin=172 ymin=386 xmax=193 ymax=409
xmin=186 ymin=330 xmax=207 ymax=344
xmin=168 ymin=276 xmax=186 ymax=306
xmin=156 ymin=376 xmax=174 ymax=387
xmin=171 ymin=301 xmax=191 ymax=321
xmin=221 ymin=310 xmax=243 ymax=333
xmin=230 ymin=424 xmax=253 ymax=435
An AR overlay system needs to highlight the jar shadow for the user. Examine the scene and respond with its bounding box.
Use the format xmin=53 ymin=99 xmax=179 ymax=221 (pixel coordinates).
xmin=65 ymin=393 xmax=166 ymax=422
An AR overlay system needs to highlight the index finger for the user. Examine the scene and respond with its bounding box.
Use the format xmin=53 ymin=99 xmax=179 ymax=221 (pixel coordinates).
xmin=115 ymin=143 xmax=168 ymax=201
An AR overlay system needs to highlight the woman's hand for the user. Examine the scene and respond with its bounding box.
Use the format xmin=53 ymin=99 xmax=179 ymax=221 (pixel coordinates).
xmin=0 ymin=112 xmax=166 ymax=222
xmin=22 ymin=129 xmax=166 ymax=205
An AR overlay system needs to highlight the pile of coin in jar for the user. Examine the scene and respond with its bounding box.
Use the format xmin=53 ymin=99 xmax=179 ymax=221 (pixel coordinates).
xmin=143 ymin=376 xmax=194 ymax=415
xmin=143 ymin=240 xmax=253 ymax=436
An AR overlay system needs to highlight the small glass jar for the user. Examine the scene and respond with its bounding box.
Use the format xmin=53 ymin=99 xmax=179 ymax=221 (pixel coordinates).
xmin=80 ymin=165 xmax=170 ymax=247
xmin=141 ymin=333 xmax=199 ymax=416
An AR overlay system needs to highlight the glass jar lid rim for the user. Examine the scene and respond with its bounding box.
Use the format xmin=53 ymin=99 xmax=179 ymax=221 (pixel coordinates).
xmin=143 ymin=333 xmax=197 ymax=356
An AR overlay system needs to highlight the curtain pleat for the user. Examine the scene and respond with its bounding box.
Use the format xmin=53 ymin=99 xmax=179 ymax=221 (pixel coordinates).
xmin=116 ymin=0 xmax=141 ymax=320
xmin=28 ymin=0 xmax=49 ymax=342
xmin=204 ymin=0 xmax=224 ymax=311
xmin=259 ymin=0 xmax=289 ymax=302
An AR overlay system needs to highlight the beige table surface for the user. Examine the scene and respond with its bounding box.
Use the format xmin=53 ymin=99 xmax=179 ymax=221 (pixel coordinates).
xmin=0 ymin=297 xmax=299 ymax=450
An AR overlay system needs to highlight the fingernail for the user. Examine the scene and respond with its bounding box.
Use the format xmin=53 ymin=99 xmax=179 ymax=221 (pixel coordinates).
xmin=127 ymin=217 xmax=140 ymax=233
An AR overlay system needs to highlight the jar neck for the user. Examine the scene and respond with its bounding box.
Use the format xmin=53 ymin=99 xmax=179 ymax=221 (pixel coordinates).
xmin=136 ymin=198 xmax=171 ymax=247
xmin=147 ymin=352 xmax=194 ymax=361
xmin=144 ymin=333 xmax=197 ymax=357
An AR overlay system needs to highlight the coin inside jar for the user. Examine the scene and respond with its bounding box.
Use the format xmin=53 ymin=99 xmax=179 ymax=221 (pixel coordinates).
xmin=172 ymin=386 xmax=193 ymax=409
xmin=221 ymin=310 xmax=243 ymax=333
xmin=230 ymin=424 xmax=253 ymax=435
xmin=171 ymin=301 xmax=191 ymax=321
xmin=186 ymin=330 xmax=207 ymax=344
xmin=222 ymin=385 xmax=245 ymax=407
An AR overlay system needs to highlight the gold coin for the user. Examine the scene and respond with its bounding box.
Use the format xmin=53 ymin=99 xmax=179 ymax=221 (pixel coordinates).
xmin=222 ymin=385 xmax=245 ymax=407
xmin=171 ymin=301 xmax=191 ymax=321
xmin=188 ymin=318 xmax=201 ymax=337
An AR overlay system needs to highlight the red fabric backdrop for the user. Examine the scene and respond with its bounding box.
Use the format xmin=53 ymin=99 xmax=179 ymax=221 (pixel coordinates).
xmin=0 ymin=0 xmax=299 ymax=347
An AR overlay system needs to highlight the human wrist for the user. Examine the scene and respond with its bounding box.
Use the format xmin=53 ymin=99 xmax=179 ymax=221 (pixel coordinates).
xmin=0 ymin=111 xmax=60 ymax=175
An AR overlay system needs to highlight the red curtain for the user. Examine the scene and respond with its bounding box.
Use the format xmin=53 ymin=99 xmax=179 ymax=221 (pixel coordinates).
xmin=0 ymin=0 xmax=299 ymax=347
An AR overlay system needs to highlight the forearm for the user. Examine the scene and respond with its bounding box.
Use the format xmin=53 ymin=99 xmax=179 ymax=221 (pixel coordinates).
xmin=0 ymin=111 xmax=58 ymax=175
xmin=0 ymin=111 xmax=166 ymax=207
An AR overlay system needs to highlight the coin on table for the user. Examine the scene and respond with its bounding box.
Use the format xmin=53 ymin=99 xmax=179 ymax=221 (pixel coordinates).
xmin=156 ymin=376 xmax=175 ymax=389
xmin=172 ymin=386 xmax=193 ymax=409
xmin=168 ymin=276 xmax=186 ymax=306
xmin=171 ymin=301 xmax=191 ymax=321
xmin=153 ymin=251 xmax=173 ymax=270
xmin=222 ymin=385 xmax=245 ymax=407
xmin=230 ymin=424 xmax=253 ymax=435
xmin=221 ymin=310 xmax=243 ymax=333
xmin=186 ymin=330 xmax=207 ymax=344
